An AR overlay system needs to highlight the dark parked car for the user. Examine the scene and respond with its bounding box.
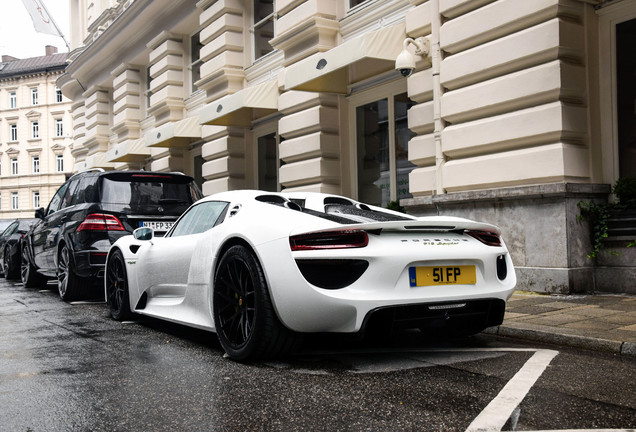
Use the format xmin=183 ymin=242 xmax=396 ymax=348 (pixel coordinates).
xmin=0 ymin=219 xmax=38 ymax=279
xmin=21 ymin=170 xmax=202 ymax=300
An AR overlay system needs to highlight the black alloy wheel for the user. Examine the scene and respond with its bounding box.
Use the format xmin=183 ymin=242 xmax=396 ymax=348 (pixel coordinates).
xmin=57 ymin=244 xmax=82 ymax=301
xmin=213 ymin=245 xmax=300 ymax=362
xmin=21 ymin=244 xmax=45 ymax=288
xmin=106 ymin=249 xmax=132 ymax=321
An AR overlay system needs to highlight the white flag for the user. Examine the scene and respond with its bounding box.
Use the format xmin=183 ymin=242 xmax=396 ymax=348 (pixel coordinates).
xmin=22 ymin=0 xmax=60 ymax=36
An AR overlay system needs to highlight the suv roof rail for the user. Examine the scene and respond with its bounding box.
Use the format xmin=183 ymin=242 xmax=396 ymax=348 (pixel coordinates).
xmin=74 ymin=167 xmax=105 ymax=175
xmin=68 ymin=167 xmax=105 ymax=180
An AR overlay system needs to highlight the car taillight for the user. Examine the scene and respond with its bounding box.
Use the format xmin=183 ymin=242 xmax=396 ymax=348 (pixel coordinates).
xmin=77 ymin=214 xmax=125 ymax=232
xmin=466 ymin=230 xmax=502 ymax=247
xmin=290 ymin=230 xmax=369 ymax=251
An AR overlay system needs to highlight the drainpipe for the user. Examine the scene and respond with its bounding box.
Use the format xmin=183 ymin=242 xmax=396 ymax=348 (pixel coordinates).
xmin=431 ymin=0 xmax=445 ymax=195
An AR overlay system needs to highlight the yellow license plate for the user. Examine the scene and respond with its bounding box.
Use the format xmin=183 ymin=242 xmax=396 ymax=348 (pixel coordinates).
xmin=409 ymin=266 xmax=476 ymax=287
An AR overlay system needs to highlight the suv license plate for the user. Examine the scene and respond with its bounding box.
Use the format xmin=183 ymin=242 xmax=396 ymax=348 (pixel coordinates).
xmin=409 ymin=265 xmax=476 ymax=287
xmin=141 ymin=221 xmax=174 ymax=232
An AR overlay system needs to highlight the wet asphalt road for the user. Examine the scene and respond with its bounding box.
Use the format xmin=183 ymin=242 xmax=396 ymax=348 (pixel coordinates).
xmin=1 ymin=278 xmax=635 ymax=432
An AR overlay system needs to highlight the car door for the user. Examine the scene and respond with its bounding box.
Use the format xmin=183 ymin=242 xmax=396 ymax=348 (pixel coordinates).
xmin=135 ymin=201 xmax=228 ymax=299
xmin=32 ymin=183 xmax=69 ymax=271
xmin=32 ymin=179 xmax=79 ymax=272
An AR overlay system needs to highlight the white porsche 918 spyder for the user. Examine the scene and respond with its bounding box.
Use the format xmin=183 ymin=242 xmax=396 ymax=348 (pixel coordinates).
xmin=105 ymin=190 xmax=516 ymax=361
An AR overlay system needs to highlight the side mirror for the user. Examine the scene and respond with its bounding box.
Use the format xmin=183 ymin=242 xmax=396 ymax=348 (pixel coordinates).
xmin=35 ymin=208 xmax=45 ymax=219
xmin=133 ymin=227 xmax=154 ymax=241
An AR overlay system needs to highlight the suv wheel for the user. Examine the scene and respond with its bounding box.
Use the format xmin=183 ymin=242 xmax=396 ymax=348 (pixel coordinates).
xmin=21 ymin=245 xmax=46 ymax=288
xmin=57 ymin=245 xmax=83 ymax=301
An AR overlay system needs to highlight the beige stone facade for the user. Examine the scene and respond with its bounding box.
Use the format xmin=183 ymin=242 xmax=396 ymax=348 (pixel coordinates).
xmin=58 ymin=0 xmax=636 ymax=293
xmin=0 ymin=48 xmax=73 ymax=219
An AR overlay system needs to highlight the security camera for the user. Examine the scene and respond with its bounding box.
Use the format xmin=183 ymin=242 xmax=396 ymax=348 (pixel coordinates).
xmin=395 ymin=48 xmax=416 ymax=77
xmin=395 ymin=37 xmax=430 ymax=78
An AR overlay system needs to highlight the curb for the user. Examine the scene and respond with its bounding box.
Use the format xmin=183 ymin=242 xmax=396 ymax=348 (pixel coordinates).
xmin=484 ymin=325 xmax=636 ymax=358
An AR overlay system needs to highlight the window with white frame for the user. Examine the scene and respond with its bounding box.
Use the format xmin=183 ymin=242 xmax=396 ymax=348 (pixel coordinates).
xmin=350 ymin=82 xmax=416 ymax=207
xmin=253 ymin=0 xmax=275 ymax=61
xmin=31 ymin=88 xmax=38 ymax=105
xmin=11 ymin=192 xmax=18 ymax=210
xmin=10 ymin=124 xmax=17 ymax=141
xmin=55 ymin=87 xmax=63 ymax=103
xmin=31 ymin=121 xmax=39 ymax=139
xmin=190 ymin=31 xmax=202 ymax=93
xmin=11 ymin=158 xmax=18 ymax=176
xmin=56 ymin=154 xmax=64 ymax=172
xmin=55 ymin=119 xmax=63 ymax=137
xmin=33 ymin=191 xmax=40 ymax=209
xmin=349 ymin=0 xmax=370 ymax=8
xmin=32 ymin=156 xmax=40 ymax=174
xmin=9 ymin=92 xmax=17 ymax=109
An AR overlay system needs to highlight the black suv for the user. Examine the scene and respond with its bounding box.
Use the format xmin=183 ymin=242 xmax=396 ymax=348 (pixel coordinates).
xmin=21 ymin=170 xmax=202 ymax=300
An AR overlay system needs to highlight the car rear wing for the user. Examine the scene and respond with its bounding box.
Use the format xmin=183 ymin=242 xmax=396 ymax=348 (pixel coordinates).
xmin=290 ymin=218 xmax=501 ymax=237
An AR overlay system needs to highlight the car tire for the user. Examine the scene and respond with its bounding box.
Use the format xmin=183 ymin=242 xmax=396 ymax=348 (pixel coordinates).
xmin=21 ymin=245 xmax=46 ymax=288
xmin=105 ymin=249 xmax=132 ymax=321
xmin=213 ymin=245 xmax=301 ymax=362
xmin=57 ymin=244 xmax=83 ymax=302
xmin=4 ymin=246 xmax=19 ymax=280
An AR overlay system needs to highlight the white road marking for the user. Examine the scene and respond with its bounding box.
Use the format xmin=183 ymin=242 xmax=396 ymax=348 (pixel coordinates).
xmin=466 ymin=349 xmax=558 ymax=432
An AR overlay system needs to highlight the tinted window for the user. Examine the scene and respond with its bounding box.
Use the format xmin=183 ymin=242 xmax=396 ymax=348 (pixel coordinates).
xmin=71 ymin=175 xmax=99 ymax=205
xmin=1 ymin=222 xmax=18 ymax=236
xmin=61 ymin=179 xmax=80 ymax=209
xmin=47 ymin=183 xmax=69 ymax=216
xmin=100 ymin=174 xmax=200 ymax=216
xmin=169 ymin=201 xmax=228 ymax=237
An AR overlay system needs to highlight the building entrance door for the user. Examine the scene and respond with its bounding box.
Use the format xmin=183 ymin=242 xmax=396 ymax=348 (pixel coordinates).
xmin=616 ymin=18 xmax=636 ymax=178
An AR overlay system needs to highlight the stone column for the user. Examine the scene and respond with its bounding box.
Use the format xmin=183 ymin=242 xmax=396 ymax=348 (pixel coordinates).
xmin=278 ymin=91 xmax=340 ymax=193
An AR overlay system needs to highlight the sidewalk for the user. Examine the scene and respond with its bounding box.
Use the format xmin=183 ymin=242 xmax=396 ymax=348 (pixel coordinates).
xmin=485 ymin=291 xmax=636 ymax=357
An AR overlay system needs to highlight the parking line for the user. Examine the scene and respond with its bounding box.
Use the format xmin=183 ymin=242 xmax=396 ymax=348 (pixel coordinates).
xmin=465 ymin=349 xmax=559 ymax=432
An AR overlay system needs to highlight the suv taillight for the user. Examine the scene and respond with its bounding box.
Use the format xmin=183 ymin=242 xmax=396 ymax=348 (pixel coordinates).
xmin=290 ymin=230 xmax=369 ymax=251
xmin=77 ymin=214 xmax=125 ymax=232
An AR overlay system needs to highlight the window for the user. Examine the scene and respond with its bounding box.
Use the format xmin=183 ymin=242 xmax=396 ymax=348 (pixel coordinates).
xmin=169 ymin=201 xmax=228 ymax=237
xmin=9 ymin=92 xmax=16 ymax=109
xmin=55 ymin=87 xmax=63 ymax=103
xmin=257 ymin=132 xmax=279 ymax=192
xmin=351 ymin=86 xmax=416 ymax=207
xmin=33 ymin=191 xmax=40 ymax=209
xmin=31 ymin=88 xmax=38 ymax=105
xmin=349 ymin=0 xmax=370 ymax=8
xmin=100 ymin=175 xmax=199 ymax=217
xmin=31 ymin=121 xmax=39 ymax=139
xmin=253 ymin=0 xmax=275 ymax=61
xmin=56 ymin=119 xmax=63 ymax=137
xmin=46 ymin=182 xmax=69 ymax=216
xmin=190 ymin=31 xmax=203 ymax=93
xmin=145 ymin=66 xmax=152 ymax=110
xmin=10 ymin=124 xmax=17 ymax=142
xmin=11 ymin=192 xmax=18 ymax=210
xmin=56 ymin=154 xmax=64 ymax=172
xmin=11 ymin=158 xmax=18 ymax=176
xmin=32 ymin=156 xmax=40 ymax=174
